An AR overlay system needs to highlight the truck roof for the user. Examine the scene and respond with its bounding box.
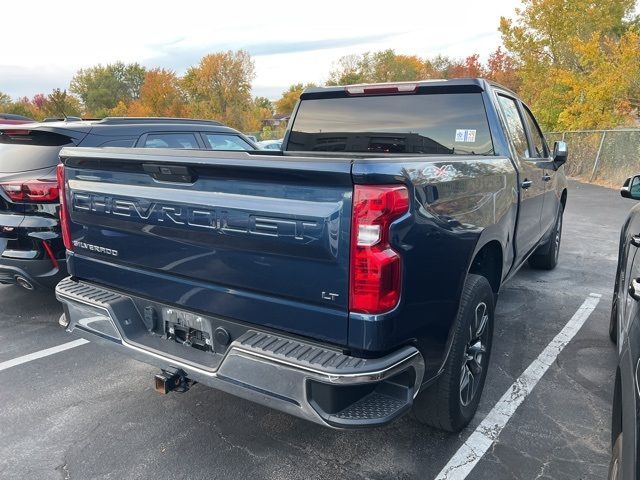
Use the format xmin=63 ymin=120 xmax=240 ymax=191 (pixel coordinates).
xmin=302 ymin=78 xmax=516 ymax=99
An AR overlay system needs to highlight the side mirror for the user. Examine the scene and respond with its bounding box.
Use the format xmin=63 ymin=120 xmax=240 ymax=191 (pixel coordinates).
xmin=552 ymin=140 xmax=568 ymax=167
xmin=621 ymin=175 xmax=640 ymax=200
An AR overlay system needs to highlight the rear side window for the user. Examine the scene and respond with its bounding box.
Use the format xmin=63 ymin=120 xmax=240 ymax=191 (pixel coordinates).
xmin=497 ymin=95 xmax=528 ymax=158
xmin=263 ymin=143 xmax=282 ymax=150
xmin=144 ymin=133 xmax=199 ymax=149
xmin=204 ymin=134 xmax=253 ymax=151
xmin=287 ymin=93 xmax=494 ymax=155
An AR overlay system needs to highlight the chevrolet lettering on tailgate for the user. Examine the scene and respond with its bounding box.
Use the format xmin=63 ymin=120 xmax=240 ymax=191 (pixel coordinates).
xmin=71 ymin=192 xmax=321 ymax=240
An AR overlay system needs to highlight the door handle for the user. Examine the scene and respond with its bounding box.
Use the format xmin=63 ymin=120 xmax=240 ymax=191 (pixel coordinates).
xmin=631 ymin=235 xmax=640 ymax=247
xmin=521 ymin=180 xmax=532 ymax=190
xmin=629 ymin=278 xmax=640 ymax=301
xmin=542 ymin=174 xmax=551 ymax=182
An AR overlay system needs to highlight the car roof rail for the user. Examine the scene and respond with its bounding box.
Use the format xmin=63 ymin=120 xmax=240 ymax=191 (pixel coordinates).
xmin=97 ymin=117 xmax=223 ymax=126
xmin=42 ymin=116 xmax=84 ymax=122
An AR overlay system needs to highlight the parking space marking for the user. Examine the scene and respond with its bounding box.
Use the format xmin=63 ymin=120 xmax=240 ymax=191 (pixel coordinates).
xmin=435 ymin=293 xmax=602 ymax=480
xmin=0 ymin=339 xmax=89 ymax=372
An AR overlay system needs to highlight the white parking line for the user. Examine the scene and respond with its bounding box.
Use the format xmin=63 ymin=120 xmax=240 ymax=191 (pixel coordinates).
xmin=0 ymin=339 xmax=89 ymax=372
xmin=435 ymin=293 xmax=602 ymax=480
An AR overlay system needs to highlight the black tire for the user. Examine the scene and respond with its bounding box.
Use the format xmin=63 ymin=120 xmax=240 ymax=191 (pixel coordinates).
xmin=608 ymin=432 xmax=622 ymax=480
xmin=412 ymin=274 xmax=494 ymax=432
xmin=529 ymin=206 xmax=563 ymax=270
xmin=609 ymin=295 xmax=618 ymax=344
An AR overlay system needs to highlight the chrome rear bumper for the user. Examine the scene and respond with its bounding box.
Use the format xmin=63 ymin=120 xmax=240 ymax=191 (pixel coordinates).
xmin=56 ymin=277 xmax=425 ymax=428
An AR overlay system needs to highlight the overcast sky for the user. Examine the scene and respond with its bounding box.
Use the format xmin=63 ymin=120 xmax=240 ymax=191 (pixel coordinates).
xmin=1 ymin=0 xmax=521 ymax=100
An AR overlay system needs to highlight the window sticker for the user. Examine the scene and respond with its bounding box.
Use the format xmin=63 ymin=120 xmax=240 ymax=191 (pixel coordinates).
xmin=455 ymin=129 xmax=477 ymax=142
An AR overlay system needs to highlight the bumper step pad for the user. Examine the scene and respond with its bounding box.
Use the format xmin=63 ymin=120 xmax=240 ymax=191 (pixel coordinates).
xmin=334 ymin=392 xmax=407 ymax=421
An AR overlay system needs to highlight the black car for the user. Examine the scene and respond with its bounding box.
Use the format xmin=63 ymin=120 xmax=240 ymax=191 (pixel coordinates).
xmin=0 ymin=117 xmax=257 ymax=290
xmin=608 ymin=174 xmax=640 ymax=479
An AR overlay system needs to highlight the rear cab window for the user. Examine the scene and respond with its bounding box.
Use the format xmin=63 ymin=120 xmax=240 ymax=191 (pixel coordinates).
xmin=287 ymin=91 xmax=494 ymax=155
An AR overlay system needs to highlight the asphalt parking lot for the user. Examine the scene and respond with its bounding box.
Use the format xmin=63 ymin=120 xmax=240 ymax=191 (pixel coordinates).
xmin=0 ymin=180 xmax=627 ymax=480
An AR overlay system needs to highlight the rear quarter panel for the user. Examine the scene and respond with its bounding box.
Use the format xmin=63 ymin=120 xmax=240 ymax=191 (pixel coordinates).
xmin=351 ymin=156 xmax=517 ymax=380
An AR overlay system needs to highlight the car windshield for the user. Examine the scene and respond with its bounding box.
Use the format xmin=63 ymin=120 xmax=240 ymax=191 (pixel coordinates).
xmin=288 ymin=92 xmax=494 ymax=155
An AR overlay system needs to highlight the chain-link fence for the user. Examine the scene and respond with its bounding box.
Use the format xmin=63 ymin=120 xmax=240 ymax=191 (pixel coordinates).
xmin=545 ymin=129 xmax=640 ymax=187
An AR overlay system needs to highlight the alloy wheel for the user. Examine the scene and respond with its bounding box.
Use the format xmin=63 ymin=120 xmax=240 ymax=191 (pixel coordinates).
xmin=460 ymin=302 xmax=489 ymax=406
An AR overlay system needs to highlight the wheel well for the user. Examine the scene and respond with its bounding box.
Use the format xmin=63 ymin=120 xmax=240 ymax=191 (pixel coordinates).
xmin=560 ymin=189 xmax=567 ymax=210
xmin=469 ymin=241 xmax=503 ymax=294
xmin=611 ymin=367 xmax=623 ymax=447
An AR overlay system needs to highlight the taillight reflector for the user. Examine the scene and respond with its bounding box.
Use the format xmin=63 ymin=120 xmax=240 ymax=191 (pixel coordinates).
xmin=349 ymin=185 xmax=409 ymax=314
xmin=56 ymin=163 xmax=73 ymax=251
xmin=42 ymin=240 xmax=59 ymax=269
xmin=0 ymin=180 xmax=58 ymax=202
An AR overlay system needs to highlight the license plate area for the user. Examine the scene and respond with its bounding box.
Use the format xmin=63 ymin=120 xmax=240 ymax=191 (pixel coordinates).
xmin=162 ymin=308 xmax=214 ymax=353
xmin=122 ymin=297 xmax=252 ymax=371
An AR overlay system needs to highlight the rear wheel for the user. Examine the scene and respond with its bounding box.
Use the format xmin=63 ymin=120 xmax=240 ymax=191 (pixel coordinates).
xmin=412 ymin=274 xmax=494 ymax=432
xmin=608 ymin=433 xmax=622 ymax=480
xmin=529 ymin=206 xmax=563 ymax=270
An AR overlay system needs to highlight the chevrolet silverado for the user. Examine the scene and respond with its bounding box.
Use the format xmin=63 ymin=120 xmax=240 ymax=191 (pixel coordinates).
xmin=55 ymin=79 xmax=568 ymax=431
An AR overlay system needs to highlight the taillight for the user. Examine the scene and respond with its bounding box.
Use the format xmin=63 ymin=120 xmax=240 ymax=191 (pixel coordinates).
xmin=346 ymin=83 xmax=417 ymax=96
xmin=349 ymin=185 xmax=409 ymax=314
xmin=56 ymin=163 xmax=73 ymax=251
xmin=0 ymin=180 xmax=58 ymax=202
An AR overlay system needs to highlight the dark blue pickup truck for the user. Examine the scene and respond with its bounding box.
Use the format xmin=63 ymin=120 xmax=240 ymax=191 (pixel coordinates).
xmin=55 ymin=79 xmax=568 ymax=431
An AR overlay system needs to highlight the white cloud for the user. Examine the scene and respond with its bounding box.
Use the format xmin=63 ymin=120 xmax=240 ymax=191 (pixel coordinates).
xmin=1 ymin=0 xmax=520 ymax=99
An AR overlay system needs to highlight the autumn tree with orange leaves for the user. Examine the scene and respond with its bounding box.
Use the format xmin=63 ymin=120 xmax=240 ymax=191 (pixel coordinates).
xmin=123 ymin=69 xmax=190 ymax=118
xmin=2 ymin=0 xmax=638 ymax=133
xmin=182 ymin=50 xmax=256 ymax=130
xmin=500 ymin=0 xmax=640 ymax=129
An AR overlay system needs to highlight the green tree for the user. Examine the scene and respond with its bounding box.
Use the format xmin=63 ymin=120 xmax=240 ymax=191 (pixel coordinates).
xmin=327 ymin=54 xmax=370 ymax=85
xmin=426 ymin=55 xmax=456 ymax=78
xmin=70 ymin=62 xmax=146 ymax=116
xmin=41 ymin=89 xmax=83 ymax=118
xmin=0 ymin=92 xmax=11 ymax=110
xmin=254 ymin=96 xmax=274 ymax=114
xmin=327 ymin=50 xmax=427 ymax=85
xmin=182 ymin=50 xmax=255 ymax=130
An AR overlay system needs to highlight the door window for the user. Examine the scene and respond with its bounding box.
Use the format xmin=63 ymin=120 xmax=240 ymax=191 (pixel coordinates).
xmin=203 ymin=134 xmax=254 ymax=151
xmin=497 ymin=95 xmax=529 ymax=158
xmin=143 ymin=133 xmax=199 ymax=149
xmin=522 ymin=107 xmax=547 ymax=158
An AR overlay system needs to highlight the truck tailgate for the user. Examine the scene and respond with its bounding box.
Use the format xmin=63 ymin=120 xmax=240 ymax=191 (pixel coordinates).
xmin=60 ymin=148 xmax=353 ymax=345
